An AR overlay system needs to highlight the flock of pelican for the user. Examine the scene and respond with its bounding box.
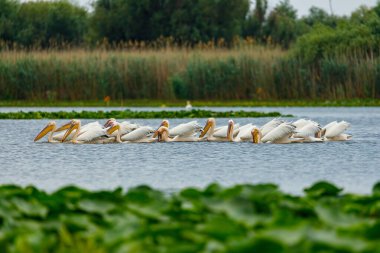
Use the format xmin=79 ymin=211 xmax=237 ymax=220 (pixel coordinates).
xmin=34 ymin=118 xmax=352 ymax=144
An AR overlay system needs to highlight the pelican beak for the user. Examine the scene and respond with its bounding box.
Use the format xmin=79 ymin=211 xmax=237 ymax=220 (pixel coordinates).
xmin=107 ymin=124 xmax=119 ymax=135
xmin=153 ymin=120 xmax=169 ymax=138
xmin=34 ymin=123 xmax=55 ymax=142
xmin=199 ymin=119 xmax=212 ymax=138
xmin=227 ymin=120 xmax=234 ymax=141
xmin=55 ymin=121 xmax=72 ymax=132
xmin=252 ymin=128 xmax=260 ymax=144
xmin=61 ymin=122 xmax=79 ymax=142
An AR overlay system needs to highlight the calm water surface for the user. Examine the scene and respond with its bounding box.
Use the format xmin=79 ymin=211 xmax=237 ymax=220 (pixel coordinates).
xmin=0 ymin=107 xmax=379 ymax=194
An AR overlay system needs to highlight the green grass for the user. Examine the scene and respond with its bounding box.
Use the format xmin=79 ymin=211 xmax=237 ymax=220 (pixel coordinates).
xmin=0 ymin=99 xmax=379 ymax=107
xmin=0 ymin=181 xmax=380 ymax=252
xmin=0 ymin=109 xmax=288 ymax=119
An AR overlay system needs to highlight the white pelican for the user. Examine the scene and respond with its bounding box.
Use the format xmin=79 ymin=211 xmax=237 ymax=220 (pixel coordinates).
xmin=233 ymin=124 xmax=260 ymax=142
xmin=116 ymin=126 xmax=156 ymax=143
xmin=49 ymin=120 xmax=103 ymax=142
xmin=61 ymin=119 xmax=113 ymax=144
xmin=293 ymin=120 xmax=323 ymax=142
xmin=260 ymin=118 xmax=284 ymax=137
xmin=200 ymin=118 xmax=240 ymax=141
xmin=323 ymin=121 xmax=352 ymax=141
xmin=106 ymin=121 xmax=155 ymax=143
xmin=104 ymin=118 xmax=139 ymax=139
xmin=253 ymin=122 xmax=303 ymax=144
xmin=154 ymin=119 xmax=203 ymax=141
xmin=292 ymin=118 xmax=311 ymax=129
xmin=199 ymin=118 xmax=235 ymax=142
xmin=155 ymin=125 xmax=204 ymax=142
xmin=34 ymin=121 xmax=75 ymax=142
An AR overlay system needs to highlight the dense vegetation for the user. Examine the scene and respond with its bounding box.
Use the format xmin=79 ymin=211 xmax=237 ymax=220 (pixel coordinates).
xmin=1 ymin=0 xmax=380 ymax=51
xmin=0 ymin=182 xmax=380 ymax=252
xmin=2 ymin=99 xmax=379 ymax=107
xmin=1 ymin=48 xmax=379 ymax=101
xmin=0 ymin=109 xmax=285 ymax=119
xmin=1 ymin=0 xmax=380 ymax=101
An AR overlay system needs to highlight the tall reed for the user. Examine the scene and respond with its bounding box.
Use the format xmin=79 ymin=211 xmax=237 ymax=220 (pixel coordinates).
xmin=0 ymin=47 xmax=378 ymax=101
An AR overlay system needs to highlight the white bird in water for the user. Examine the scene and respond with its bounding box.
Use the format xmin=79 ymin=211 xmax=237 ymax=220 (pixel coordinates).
xmin=322 ymin=121 xmax=352 ymax=141
xmin=199 ymin=118 xmax=236 ymax=142
xmin=253 ymin=122 xmax=303 ymax=144
xmin=61 ymin=119 xmax=113 ymax=144
xmin=34 ymin=121 xmax=71 ymax=143
xmin=260 ymin=118 xmax=284 ymax=137
xmin=104 ymin=118 xmax=139 ymax=139
xmin=154 ymin=119 xmax=203 ymax=141
xmin=233 ymin=123 xmax=259 ymax=142
xmin=293 ymin=120 xmax=323 ymax=142
xmin=107 ymin=122 xmax=156 ymax=143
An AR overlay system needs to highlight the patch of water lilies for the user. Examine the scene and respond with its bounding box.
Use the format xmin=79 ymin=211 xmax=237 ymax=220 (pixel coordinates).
xmin=0 ymin=110 xmax=286 ymax=119
xmin=0 ymin=182 xmax=380 ymax=252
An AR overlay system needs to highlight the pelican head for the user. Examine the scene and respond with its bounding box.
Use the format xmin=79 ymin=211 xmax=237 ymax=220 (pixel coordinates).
xmin=153 ymin=119 xmax=169 ymax=138
xmin=316 ymin=128 xmax=327 ymax=138
xmin=106 ymin=121 xmax=122 ymax=143
xmin=61 ymin=119 xmax=81 ymax=142
xmin=227 ymin=120 xmax=234 ymax=141
xmin=156 ymin=126 xmax=169 ymax=142
xmin=54 ymin=119 xmax=77 ymax=132
xmin=106 ymin=121 xmax=120 ymax=135
xmin=251 ymin=128 xmax=261 ymax=144
xmin=199 ymin=118 xmax=216 ymax=138
xmin=104 ymin=118 xmax=116 ymax=128
xmin=34 ymin=121 xmax=56 ymax=142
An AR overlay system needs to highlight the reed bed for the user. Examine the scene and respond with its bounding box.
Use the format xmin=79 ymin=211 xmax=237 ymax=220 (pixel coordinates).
xmin=0 ymin=47 xmax=379 ymax=101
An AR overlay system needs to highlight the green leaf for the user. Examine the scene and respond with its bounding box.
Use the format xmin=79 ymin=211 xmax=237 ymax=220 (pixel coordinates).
xmin=77 ymin=199 xmax=116 ymax=215
xmin=372 ymin=182 xmax=380 ymax=195
xmin=10 ymin=198 xmax=48 ymax=218
xmin=304 ymin=181 xmax=342 ymax=197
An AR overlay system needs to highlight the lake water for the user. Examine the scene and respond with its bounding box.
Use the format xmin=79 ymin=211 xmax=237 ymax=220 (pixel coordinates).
xmin=0 ymin=107 xmax=379 ymax=194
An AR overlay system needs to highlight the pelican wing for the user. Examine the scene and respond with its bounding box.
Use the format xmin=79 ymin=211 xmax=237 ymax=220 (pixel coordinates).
xmin=109 ymin=121 xmax=140 ymax=137
xmin=260 ymin=119 xmax=283 ymax=136
xmin=77 ymin=125 xmax=107 ymax=142
xmin=237 ymin=124 xmax=258 ymax=141
xmin=81 ymin=121 xmax=102 ymax=131
xmin=121 ymin=126 xmax=154 ymax=141
xmin=169 ymin=121 xmax=202 ymax=137
xmin=323 ymin=121 xmax=338 ymax=131
xmin=294 ymin=123 xmax=321 ymax=138
xmin=213 ymin=123 xmax=240 ymax=138
xmin=262 ymin=123 xmax=295 ymax=143
xmin=325 ymin=121 xmax=350 ymax=138
xmin=292 ymin=118 xmax=309 ymax=129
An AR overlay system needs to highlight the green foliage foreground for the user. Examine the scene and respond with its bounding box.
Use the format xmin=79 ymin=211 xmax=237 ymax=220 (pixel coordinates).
xmin=0 ymin=110 xmax=285 ymax=119
xmin=1 ymin=182 xmax=380 ymax=252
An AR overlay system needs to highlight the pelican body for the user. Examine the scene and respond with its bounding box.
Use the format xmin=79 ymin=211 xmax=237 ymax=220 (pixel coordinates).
xmin=61 ymin=120 xmax=113 ymax=144
xmin=200 ymin=118 xmax=235 ymax=142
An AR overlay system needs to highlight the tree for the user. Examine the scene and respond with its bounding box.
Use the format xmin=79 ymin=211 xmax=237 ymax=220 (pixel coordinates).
xmin=14 ymin=0 xmax=87 ymax=47
xmin=0 ymin=0 xmax=19 ymax=43
xmin=91 ymin=0 xmax=249 ymax=45
xmin=243 ymin=0 xmax=268 ymax=39
xmin=264 ymin=0 xmax=298 ymax=48
xmin=301 ymin=6 xmax=340 ymax=28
